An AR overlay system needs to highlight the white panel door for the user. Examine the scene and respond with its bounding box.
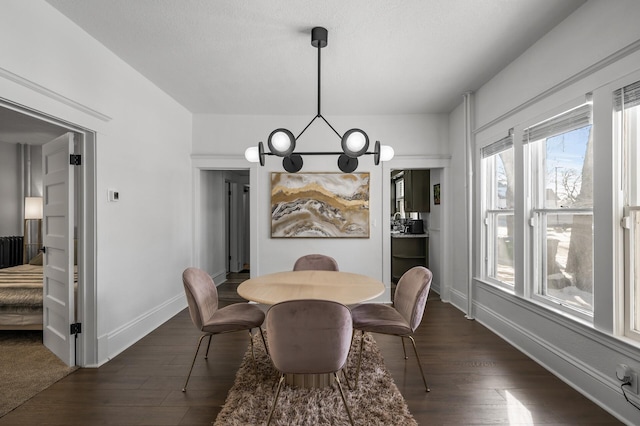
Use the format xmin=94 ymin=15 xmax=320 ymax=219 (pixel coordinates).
xmin=42 ymin=132 xmax=75 ymax=366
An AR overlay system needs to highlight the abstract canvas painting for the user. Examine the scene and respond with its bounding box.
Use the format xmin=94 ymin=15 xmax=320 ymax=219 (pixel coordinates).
xmin=271 ymin=172 xmax=370 ymax=238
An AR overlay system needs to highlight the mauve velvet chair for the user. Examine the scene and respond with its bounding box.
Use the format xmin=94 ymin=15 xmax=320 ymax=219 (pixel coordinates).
xmin=351 ymin=266 xmax=433 ymax=392
xmin=293 ymin=254 xmax=339 ymax=271
xmin=181 ymin=267 xmax=267 ymax=392
xmin=265 ymin=299 xmax=355 ymax=426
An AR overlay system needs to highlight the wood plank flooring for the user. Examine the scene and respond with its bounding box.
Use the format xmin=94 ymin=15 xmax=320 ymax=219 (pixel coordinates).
xmin=0 ymin=272 xmax=621 ymax=425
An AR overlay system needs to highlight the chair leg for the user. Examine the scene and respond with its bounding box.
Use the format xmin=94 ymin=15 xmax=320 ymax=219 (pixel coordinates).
xmin=248 ymin=329 xmax=257 ymax=377
xmin=182 ymin=333 xmax=208 ymax=392
xmin=334 ymin=372 xmax=355 ymax=426
xmin=204 ymin=334 xmax=213 ymax=359
xmin=355 ymin=330 xmax=366 ymax=389
xmin=401 ymin=336 xmax=408 ymax=359
xmin=258 ymin=327 xmax=269 ymax=355
xmin=407 ymin=335 xmax=430 ymax=392
xmin=341 ymin=368 xmax=353 ymax=391
xmin=343 ymin=329 xmax=355 ymax=383
xmin=266 ymin=374 xmax=285 ymax=425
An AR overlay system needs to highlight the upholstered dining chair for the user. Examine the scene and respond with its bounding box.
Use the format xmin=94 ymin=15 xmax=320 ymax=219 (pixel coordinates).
xmin=265 ymin=299 xmax=355 ymax=426
xmin=351 ymin=266 xmax=433 ymax=392
xmin=181 ymin=267 xmax=267 ymax=392
xmin=293 ymin=253 xmax=339 ymax=271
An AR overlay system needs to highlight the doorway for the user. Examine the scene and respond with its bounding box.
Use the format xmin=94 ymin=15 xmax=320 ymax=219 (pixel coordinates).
xmin=0 ymin=102 xmax=96 ymax=367
xmin=198 ymin=169 xmax=250 ymax=284
xmin=384 ymin=163 xmax=447 ymax=299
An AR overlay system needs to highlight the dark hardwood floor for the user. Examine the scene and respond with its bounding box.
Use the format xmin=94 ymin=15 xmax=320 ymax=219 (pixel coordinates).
xmin=0 ymin=272 xmax=621 ymax=425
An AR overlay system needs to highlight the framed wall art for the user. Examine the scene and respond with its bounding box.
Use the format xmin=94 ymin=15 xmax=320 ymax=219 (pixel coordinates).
xmin=270 ymin=172 xmax=370 ymax=238
xmin=434 ymin=183 xmax=441 ymax=205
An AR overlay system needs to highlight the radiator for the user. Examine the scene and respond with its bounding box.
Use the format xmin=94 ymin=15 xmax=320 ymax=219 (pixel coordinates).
xmin=0 ymin=236 xmax=24 ymax=269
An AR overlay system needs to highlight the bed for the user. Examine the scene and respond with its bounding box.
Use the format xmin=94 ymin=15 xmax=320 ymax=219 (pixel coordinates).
xmin=0 ymin=262 xmax=78 ymax=330
xmin=0 ymin=264 xmax=47 ymax=330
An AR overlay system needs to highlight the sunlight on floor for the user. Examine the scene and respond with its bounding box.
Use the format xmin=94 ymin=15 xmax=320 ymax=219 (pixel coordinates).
xmin=506 ymin=390 xmax=534 ymax=425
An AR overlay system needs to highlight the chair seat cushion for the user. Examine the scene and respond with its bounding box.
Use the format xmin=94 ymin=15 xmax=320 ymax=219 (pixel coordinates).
xmin=201 ymin=303 xmax=265 ymax=334
xmin=351 ymin=303 xmax=412 ymax=336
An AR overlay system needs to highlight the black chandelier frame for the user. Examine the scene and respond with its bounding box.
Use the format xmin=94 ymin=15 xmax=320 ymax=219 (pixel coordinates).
xmin=251 ymin=26 xmax=387 ymax=173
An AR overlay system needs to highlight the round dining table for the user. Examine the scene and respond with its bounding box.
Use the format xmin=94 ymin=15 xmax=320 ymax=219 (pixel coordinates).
xmin=237 ymin=270 xmax=385 ymax=388
xmin=237 ymin=270 xmax=385 ymax=305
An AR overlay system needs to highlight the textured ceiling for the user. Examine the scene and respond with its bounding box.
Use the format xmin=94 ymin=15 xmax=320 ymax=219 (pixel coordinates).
xmin=43 ymin=0 xmax=586 ymax=116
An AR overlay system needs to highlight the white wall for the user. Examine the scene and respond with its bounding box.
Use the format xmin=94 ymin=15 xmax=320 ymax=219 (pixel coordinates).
xmin=192 ymin=113 xmax=449 ymax=294
xmin=447 ymin=1 xmax=640 ymax=423
xmin=0 ymin=1 xmax=193 ymax=364
xmin=0 ymin=142 xmax=21 ymax=236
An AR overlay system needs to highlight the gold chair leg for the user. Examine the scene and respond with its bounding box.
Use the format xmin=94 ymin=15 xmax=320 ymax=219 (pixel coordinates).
xmin=407 ymin=335 xmax=430 ymax=392
xmin=204 ymin=334 xmax=213 ymax=359
xmin=401 ymin=336 xmax=408 ymax=359
xmin=266 ymin=374 xmax=285 ymax=425
xmin=343 ymin=329 xmax=356 ymax=383
xmin=249 ymin=329 xmax=257 ymax=377
xmin=334 ymin=372 xmax=355 ymax=426
xmin=355 ymin=330 xmax=366 ymax=389
xmin=182 ymin=333 xmax=208 ymax=392
xmin=341 ymin=368 xmax=353 ymax=391
xmin=259 ymin=327 xmax=269 ymax=355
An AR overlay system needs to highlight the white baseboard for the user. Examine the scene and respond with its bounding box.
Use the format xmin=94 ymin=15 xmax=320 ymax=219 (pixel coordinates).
xmin=212 ymin=269 xmax=227 ymax=286
xmin=101 ymin=293 xmax=186 ymax=364
xmin=473 ymin=298 xmax=637 ymax=425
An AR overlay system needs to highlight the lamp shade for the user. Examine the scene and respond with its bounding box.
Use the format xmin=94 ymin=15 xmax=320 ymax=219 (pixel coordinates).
xmin=268 ymin=129 xmax=295 ymax=157
xmin=341 ymin=129 xmax=369 ymax=157
xmin=25 ymin=197 xmax=43 ymax=219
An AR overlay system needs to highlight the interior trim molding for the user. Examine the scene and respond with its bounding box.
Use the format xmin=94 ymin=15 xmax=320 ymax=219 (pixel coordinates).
xmin=0 ymin=66 xmax=112 ymax=122
xmin=474 ymin=38 xmax=640 ymax=135
xmin=105 ymin=292 xmax=185 ymax=362
xmin=473 ymin=301 xmax=633 ymax=424
xmin=477 ymin=280 xmax=640 ymax=359
xmin=444 ymin=286 xmax=468 ymax=311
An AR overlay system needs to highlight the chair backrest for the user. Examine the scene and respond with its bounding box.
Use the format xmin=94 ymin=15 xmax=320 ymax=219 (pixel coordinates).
xmin=293 ymin=254 xmax=339 ymax=271
xmin=393 ymin=266 xmax=433 ymax=332
xmin=182 ymin=267 xmax=219 ymax=331
xmin=266 ymin=299 xmax=352 ymax=374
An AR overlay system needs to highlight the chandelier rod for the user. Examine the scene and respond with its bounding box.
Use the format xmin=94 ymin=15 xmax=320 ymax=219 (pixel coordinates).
xmin=295 ymin=38 xmax=342 ymax=141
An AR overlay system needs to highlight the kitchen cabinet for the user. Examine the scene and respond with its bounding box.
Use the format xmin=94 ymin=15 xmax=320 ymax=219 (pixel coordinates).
xmin=404 ymin=170 xmax=430 ymax=212
xmin=391 ymin=234 xmax=428 ymax=283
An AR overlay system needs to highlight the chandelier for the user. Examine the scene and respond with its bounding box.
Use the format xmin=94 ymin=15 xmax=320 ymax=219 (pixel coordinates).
xmin=244 ymin=27 xmax=394 ymax=173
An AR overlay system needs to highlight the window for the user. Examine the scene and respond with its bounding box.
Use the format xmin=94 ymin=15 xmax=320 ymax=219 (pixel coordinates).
xmin=482 ymin=132 xmax=515 ymax=286
xmin=616 ymin=80 xmax=640 ymax=341
xmin=395 ymin=177 xmax=406 ymax=218
xmin=525 ymin=103 xmax=593 ymax=316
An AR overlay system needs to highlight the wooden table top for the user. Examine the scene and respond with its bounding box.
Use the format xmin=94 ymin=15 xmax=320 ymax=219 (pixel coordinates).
xmin=237 ymin=270 xmax=385 ymax=305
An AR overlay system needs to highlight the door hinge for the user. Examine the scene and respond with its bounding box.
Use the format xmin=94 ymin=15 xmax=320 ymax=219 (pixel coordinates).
xmin=70 ymin=322 xmax=82 ymax=335
xmin=70 ymin=154 xmax=82 ymax=166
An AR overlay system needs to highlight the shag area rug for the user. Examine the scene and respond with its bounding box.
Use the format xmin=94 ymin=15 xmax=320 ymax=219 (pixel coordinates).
xmin=214 ymin=332 xmax=417 ymax=425
xmin=0 ymin=330 xmax=77 ymax=417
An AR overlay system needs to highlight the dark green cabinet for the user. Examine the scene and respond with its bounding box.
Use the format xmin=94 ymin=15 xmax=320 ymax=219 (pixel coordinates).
xmin=391 ymin=235 xmax=428 ymax=283
xmin=404 ymin=170 xmax=430 ymax=212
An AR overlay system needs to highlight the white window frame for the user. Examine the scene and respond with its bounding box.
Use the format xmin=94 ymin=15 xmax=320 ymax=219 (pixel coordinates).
xmin=481 ymin=132 xmax=515 ymax=288
xmin=614 ymin=76 xmax=640 ymax=342
xmin=524 ymin=101 xmax=594 ymax=321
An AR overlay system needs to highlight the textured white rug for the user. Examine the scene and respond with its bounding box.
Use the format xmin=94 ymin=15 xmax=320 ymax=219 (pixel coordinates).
xmin=214 ymin=332 xmax=417 ymax=425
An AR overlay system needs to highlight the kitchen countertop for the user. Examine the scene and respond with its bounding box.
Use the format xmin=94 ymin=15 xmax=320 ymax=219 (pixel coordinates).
xmin=391 ymin=232 xmax=428 ymax=238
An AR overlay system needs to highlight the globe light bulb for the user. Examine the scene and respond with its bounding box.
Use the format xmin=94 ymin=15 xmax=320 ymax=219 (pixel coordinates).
xmin=380 ymin=145 xmax=395 ymax=162
xmin=346 ymin=131 xmax=366 ymax=152
xmin=244 ymin=146 xmax=259 ymax=163
xmin=271 ymin=131 xmax=292 ymax=153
